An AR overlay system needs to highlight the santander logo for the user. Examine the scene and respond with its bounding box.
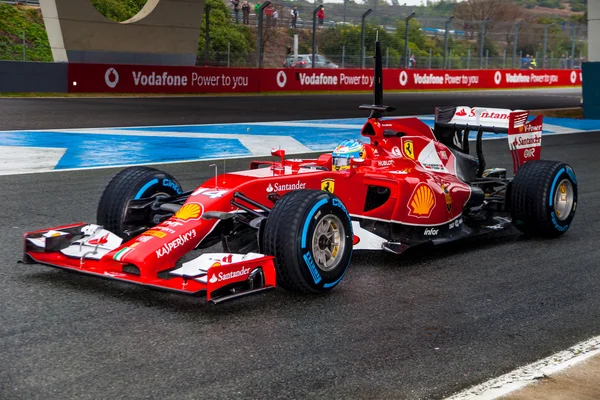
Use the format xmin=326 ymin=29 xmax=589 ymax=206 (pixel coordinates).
xmin=455 ymin=108 xmax=467 ymax=116
xmin=105 ymin=68 xmax=119 ymax=88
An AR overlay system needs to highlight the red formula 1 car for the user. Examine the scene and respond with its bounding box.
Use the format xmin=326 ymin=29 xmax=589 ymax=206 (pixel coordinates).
xmin=22 ymin=42 xmax=578 ymax=303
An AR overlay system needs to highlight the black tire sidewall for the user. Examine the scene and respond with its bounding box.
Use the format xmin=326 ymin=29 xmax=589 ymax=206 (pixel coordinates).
xmin=547 ymin=165 xmax=577 ymax=232
xmin=295 ymin=194 xmax=353 ymax=291
xmin=97 ymin=167 xmax=183 ymax=238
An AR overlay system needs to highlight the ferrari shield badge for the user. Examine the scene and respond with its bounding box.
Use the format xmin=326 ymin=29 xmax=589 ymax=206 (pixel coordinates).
xmin=403 ymin=140 xmax=415 ymax=160
xmin=321 ymin=178 xmax=335 ymax=193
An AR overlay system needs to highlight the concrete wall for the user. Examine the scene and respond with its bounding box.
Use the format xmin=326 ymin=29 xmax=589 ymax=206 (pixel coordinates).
xmin=0 ymin=61 xmax=67 ymax=92
xmin=39 ymin=0 xmax=205 ymax=66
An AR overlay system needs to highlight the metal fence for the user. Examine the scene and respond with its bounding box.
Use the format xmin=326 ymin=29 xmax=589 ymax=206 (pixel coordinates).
xmin=0 ymin=0 xmax=588 ymax=69
xmin=0 ymin=0 xmax=39 ymax=4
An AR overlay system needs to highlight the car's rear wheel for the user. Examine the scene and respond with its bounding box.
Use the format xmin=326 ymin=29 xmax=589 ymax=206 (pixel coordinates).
xmin=510 ymin=160 xmax=577 ymax=237
xmin=263 ymin=190 xmax=353 ymax=293
xmin=97 ymin=166 xmax=183 ymax=239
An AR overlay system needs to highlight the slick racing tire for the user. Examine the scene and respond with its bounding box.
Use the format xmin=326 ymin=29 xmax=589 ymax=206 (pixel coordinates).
xmin=510 ymin=160 xmax=577 ymax=237
xmin=97 ymin=166 xmax=183 ymax=239
xmin=263 ymin=190 xmax=353 ymax=294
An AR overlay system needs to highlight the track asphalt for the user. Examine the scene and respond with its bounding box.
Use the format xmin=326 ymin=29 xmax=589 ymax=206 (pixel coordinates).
xmin=2 ymin=88 xmax=600 ymax=400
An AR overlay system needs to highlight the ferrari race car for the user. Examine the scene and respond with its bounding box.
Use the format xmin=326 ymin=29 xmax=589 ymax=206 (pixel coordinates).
xmin=22 ymin=42 xmax=578 ymax=303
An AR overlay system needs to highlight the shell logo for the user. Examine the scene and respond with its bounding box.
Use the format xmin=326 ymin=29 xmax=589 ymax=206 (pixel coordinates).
xmin=174 ymin=203 xmax=203 ymax=221
xmin=408 ymin=184 xmax=436 ymax=217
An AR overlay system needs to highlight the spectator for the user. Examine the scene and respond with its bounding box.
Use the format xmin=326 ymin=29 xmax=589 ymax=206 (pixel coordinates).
xmin=521 ymin=53 xmax=530 ymax=69
xmin=242 ymin=0 xmax=250 ymax=25
xmin=317 ymin=7 xmax=324 ymax=28
xmin=264 ymin=3 xmax=273 ymax=26
xmin=231 ymin=0 xmax=240 ymax=24
xmin=409 ymin=54 xmax=416 ymax=68
xmin=567 ymin=55 xmax=572 ymax=69
xmin=291 ymin=5 xmax=299 ymax=29
xmin=254 ymin=2 xmax=260 ymax=15
xmin=529 ymin=56 xmax=536 ymax=69
xmin=273 ymin=9 xmax=279 ymax=27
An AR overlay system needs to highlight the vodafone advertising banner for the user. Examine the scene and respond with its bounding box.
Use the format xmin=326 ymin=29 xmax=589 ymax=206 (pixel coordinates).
xmin=68 ymin=63 xmax=582 ymax=94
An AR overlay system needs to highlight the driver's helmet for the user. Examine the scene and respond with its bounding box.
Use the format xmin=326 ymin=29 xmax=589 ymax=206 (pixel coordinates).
xmin=332 ymin=139 xmax=366 ymax=171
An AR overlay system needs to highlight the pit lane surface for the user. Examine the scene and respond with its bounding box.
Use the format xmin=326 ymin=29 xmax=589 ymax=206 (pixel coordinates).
xmin=2 ymin=89 xmax=599 ymax=400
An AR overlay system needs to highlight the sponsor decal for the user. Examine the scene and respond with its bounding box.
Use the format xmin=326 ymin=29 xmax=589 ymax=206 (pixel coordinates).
xmin=156 ymin=230 xmax=197 ymax=258
xmin=413 ymin=73 xmax=444 ymax=85
xmin=88 ymin=233 xmax=108 ymax=245
xmin=192 ymin=188 xmax=228 ymax=199
xmin=391 ymin=146 xmax=402 ymax=156
xmin=303 ymin=252 xmax=322 ymax=284
xmin=276 ymin=71 xmax=287 ymax=88
xmin=494 ymin=71 xmax=502 ymax=85
xmin=377 ymin=160 xmax=395 ymax=167
xmin=424 ymin=227 xmax=439 ymax=236
xmin=353 ymin=235 xmax=360 ymax=245
xmin=570 ymin=71 xmax=577 ymax=84
xmin=208 ymin=266 xmax=251 ymax=284
xmin=150 ymin=226 xmax=176 ymax=234
xmin=143 ymin=229 xmax=168 ymax=239
xmin=298 ymin=73 xmax=338 ymax=85
xmin=105 ymin=68 xmax=119 ymax=88
xmin=403 ymin=140 xmax=415 ymax=160
xmin=510 ymin=133 xmax=542 ymax=150
xmin=449 ymin=217 xmax=463 ymax=229
xmin=456 ymin=108 xmax=467 ymax=117
xmin=418 ymin=141 xmax=448 ymax=173
xmin=163 ymin=220 xmax=184 ymax=228
xmin=321 ymin=178 xmax=335 ymax=193
xmin=174 ymin=203 xmax=203 ymax=221
xmin=389 ymin=169 xmax=410 ymax=175
xmin=132 ymin=71 xmax=188 ymax=87
xmin=442 ymin=184 xmax=452 ymax=212
xmin=506 ymin=73 xmax=530 ymax=83
xmin=162 ymin=178 xmax=182 ymax=195
xmin=439 ymin=150 xmax=448 ymax=161
xmin=267 ymin=180 xmax=307 ymax=192
xmin=136 ymin=235 xmax=154 ymax=243
xmin=408 ymin=184 xmax=436 ymax=217
xmin=523 ymin=148 xmax=536 ymax=158
xmin=399 ymin=71 xmax=408 ymax=86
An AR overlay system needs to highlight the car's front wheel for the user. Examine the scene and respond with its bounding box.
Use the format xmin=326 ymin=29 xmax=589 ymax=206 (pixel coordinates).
xmin=97 ymin=166 xmax=183 ymax=239
xmin=263 ymin=190 xmax=353 ymax=293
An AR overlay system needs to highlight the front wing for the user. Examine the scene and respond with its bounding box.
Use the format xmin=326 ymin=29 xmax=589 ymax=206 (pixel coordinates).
xmin=22 ymin=223 xmax=277 ymax=304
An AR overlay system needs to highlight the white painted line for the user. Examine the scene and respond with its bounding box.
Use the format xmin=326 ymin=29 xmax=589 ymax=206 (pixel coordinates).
xmin=0 ymin=146 xmax=66 ymax=175
xmin=444 ymin=335 xmax=600 ymax=400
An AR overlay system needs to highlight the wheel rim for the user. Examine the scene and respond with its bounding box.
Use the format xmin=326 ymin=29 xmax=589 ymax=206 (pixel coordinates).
xmin=553 ymin=179 xmax=574 ymax=221
xmin=311 ymin=215 xmax=345 ymax=272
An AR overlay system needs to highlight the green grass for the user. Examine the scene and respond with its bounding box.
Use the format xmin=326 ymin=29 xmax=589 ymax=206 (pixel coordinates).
xmin=0 ymin=4 xmax=52 ymax=62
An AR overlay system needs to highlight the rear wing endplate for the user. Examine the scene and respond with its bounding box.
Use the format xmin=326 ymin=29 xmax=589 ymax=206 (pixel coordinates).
xmin=434 ymin=106 xmax=543 ymax=174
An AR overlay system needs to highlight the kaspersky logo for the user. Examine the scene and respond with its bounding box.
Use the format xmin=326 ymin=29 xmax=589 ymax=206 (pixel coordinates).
xmin=209 ymin=267 xmax=251 ymax=283
xmin=105 ymin=68 xmax=119 ymax=88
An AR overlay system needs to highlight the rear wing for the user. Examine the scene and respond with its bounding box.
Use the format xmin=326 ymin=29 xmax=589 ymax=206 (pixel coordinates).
xmin=434 ymin=106 xmax=543 ymax=174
